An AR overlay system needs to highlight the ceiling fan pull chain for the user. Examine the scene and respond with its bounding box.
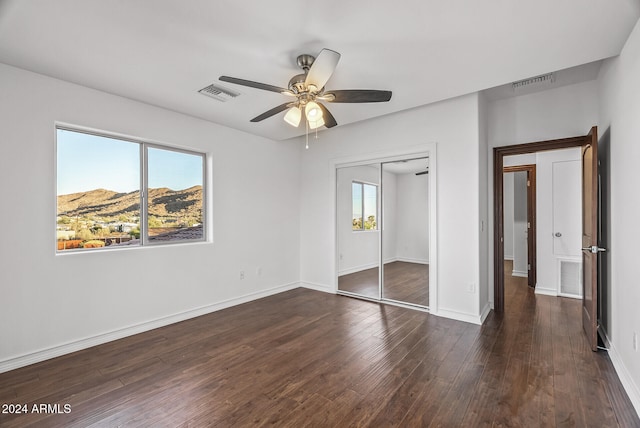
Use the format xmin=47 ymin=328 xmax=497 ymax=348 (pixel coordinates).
xmin=305 ymin=119 xmax=309 ymax=149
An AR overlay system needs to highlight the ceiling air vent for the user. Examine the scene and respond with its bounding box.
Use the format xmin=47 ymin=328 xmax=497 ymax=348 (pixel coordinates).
xmin=198 ymin=83 xmax=241 ymax=102
xmin=512 ymin=73 xmax=554 ymax=92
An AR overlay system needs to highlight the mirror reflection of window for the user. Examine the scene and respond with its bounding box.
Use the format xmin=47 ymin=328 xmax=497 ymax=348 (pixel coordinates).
xmin=338 ymin=166 xmax=381 ymax=300
xmin=352 ymin=181 xmax=378 ymax=231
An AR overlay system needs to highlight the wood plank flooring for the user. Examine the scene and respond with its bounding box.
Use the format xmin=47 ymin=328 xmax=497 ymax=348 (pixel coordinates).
xmin=338 ymin=261 xmax=429 ymax=307
xmin=0 ymin=265 xmax=638 ymax=427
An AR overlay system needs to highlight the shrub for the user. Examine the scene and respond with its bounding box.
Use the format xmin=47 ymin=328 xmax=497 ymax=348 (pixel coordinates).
xmin=57 ymin=239 xmax=83 ymax=250
xmin=82 ymin=240 xmax=106 ymax=248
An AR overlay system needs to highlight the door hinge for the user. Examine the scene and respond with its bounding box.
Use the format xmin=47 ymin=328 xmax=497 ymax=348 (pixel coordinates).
xmin=527 ymin=264 xmax=531 ymax=270
xmin=527 ymin=180 xmax=530 ymax=187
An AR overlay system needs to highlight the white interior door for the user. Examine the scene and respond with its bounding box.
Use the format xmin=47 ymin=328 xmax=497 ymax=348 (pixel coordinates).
xmin=553 ymin=160 xmax=582 ymax=257
xmin=552 ymin=159 xmax=582 ymax=296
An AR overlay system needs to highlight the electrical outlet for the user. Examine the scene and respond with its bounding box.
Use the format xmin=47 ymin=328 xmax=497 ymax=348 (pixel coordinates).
xmin=634 ymin=332 xmax=638 ymax=352
xmin=256 ymin=266 xmax=262 ymax=276
xmin=468 ymin=283 xmax=476 ymax=293
xmin=240 ymin=270 xmax=245 ymax=280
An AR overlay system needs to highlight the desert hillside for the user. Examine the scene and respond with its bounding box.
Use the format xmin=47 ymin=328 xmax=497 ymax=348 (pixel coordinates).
xmin=57 ymin=185 xmax=202 ymax=220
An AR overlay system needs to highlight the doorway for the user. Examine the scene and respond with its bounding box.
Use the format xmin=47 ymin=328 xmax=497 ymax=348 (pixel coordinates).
xmin=494 ymin=134 xmax=586 ymax=311
xmin=493 ymin=127 xmax=602 ymax=351
xmin=502 ymin=164 xmax=536 ymax=288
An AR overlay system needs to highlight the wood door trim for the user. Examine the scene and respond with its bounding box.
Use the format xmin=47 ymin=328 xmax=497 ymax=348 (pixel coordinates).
xmin=502 ymin=164 xmax=537 ymax=288
xmin=493 ymin=131 xmax=595 ymax=312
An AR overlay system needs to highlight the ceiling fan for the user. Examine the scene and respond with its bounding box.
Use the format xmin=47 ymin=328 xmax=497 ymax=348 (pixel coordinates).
xmin=219 ymin=49 xmax=392 ymax=130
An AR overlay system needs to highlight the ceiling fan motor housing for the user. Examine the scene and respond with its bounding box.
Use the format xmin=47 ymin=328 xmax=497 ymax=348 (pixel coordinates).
xmin=288 ymin=73 xmax=308 ymax=94
xmin=296 ymin=54 xmax=315 ymax=71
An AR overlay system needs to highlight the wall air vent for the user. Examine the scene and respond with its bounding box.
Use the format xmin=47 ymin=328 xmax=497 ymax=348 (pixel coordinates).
xmin=512 ymin=73 xmax=555 ymax=92
xmin=559 ymin=259 xmax=582 ymax=297
xmin=198 ymin=83 xmax=241 ymax=102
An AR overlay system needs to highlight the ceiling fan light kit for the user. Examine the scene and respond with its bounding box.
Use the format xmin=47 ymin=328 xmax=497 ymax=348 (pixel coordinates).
xmin=305 ymin=101 xmax=322 ymax=122
xmin=284 ymin=106 xmax=302 ymax=127
xmin=219 ymin=48 xmax=393 ymax=140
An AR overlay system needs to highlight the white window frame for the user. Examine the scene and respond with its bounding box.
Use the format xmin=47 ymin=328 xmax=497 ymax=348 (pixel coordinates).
xmin=55 ymin=125 xmax=207 ymax=253
xmin=352 ymin=180 xmax=378 ymax=231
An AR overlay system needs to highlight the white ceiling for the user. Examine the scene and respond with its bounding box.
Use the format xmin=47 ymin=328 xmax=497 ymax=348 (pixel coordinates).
xmin=0 ymin=1 xmax=638 ymax=141
xmin=384 ymin=158 xmax=429 ymax=175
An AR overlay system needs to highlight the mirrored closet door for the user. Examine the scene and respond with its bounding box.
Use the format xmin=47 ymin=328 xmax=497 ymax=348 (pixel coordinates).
xmin=381 ymin=158 xmax=430 ymax=307
xmin=337 ymin=164 xmax=381 ymax=300
xmin=337 ymin=157 xmax=430 ymax=309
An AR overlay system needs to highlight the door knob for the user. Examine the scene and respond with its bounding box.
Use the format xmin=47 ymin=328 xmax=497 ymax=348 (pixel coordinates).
xmin=554 ymin=232 xmax=562 ymax=237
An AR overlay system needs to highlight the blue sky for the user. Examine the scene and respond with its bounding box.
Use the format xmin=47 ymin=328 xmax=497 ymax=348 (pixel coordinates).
xmin=352 ymin=182 xmax=377 ymax=219
xmin=147 ymin=147 xmax=202 ymax=189
xmin=57 ymin=129 xmax=203 ymax=195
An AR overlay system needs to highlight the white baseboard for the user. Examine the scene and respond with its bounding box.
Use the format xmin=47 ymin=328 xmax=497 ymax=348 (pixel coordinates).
xmin=512 ymin=270 xmax=528 ymax=278
xmin=434 ymin=307 xmax=484 ymax=325
xmin=534 ymin=287 xmax=557 ymax=297
xmin=300 ymin=281 xmax=335 ymax=294
xmin=504 ymin=255 xmax=514 ymax=261
xmin=0 ymin=281 xmax=300 ymax=374
xmin=338 ymin=262 xmax=379 ymax=276
xmin=479 ymin=302 xmax=492 ymax=323
xmin=604 ymin=335 xmax=640 ymax=417
xmin=557 ymin=292 xmax=582 ymax=300
xmin=395 ymin=257 xmax=429 ymax=265
xmin=339 ymin=259 xmax=429 ymax=277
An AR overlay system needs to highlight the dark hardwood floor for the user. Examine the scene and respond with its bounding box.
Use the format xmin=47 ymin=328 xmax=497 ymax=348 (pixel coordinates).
xmin=338 ymin=261 xmax=429 ymax=307
xmin=0 ymin=265 xmax=638 ymax=427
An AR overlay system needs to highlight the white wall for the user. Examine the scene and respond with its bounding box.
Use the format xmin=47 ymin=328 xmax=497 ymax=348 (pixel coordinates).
xmin=478 ymin=93 xmax=490 ymax=317
xmin=0 ymin=63 xmax=301 ymax=370
xmin=395 ymin=173 xmax=429 ymax=264
xmin=382 ymin=170 xmax=398 ymax=265
xmin=597 ymin=18 xmax=640 ymax=413
xmin=299 ymin=93 xmax=483 ymax=323
xmin=503 ymin=173 xmax=515 ymax=259
xmin=512 ymin=171 xmax=528 ymax=277
xmin=488 ymin=80 xmax=599 ymax=146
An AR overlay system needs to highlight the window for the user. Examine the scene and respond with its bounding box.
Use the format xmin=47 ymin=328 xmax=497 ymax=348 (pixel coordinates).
xmin=352 ymin=181 xmax=377 ymax=230
xmin=56 ymin=127 xmax=205 ymax=252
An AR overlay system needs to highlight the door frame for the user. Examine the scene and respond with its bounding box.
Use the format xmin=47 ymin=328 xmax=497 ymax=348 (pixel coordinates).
xmin=493 ymin=134 xmax=589 ymax=312
xmin=502 ymin=164 xmax=537 ymax=288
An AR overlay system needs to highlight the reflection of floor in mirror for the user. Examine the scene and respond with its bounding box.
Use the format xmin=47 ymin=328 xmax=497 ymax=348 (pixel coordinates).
xmin=338 ymin=261 xmax=429 ymax=307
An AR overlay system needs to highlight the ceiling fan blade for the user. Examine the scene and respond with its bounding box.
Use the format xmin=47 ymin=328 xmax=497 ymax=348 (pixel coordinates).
xmin=250 ymin=102 xmax=294 ymax=122
xmin=415 ymin=170 xmax=429 ymax=176
xmin=219 ymin=76 xmax=293 ymax=95
xmin=305 ymin=49 xmax=341 ymax=90
xmin=324 ymin=89 xmax=392 ymax=103
xmin=317 ymin=102 xmax=338 ymax=128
